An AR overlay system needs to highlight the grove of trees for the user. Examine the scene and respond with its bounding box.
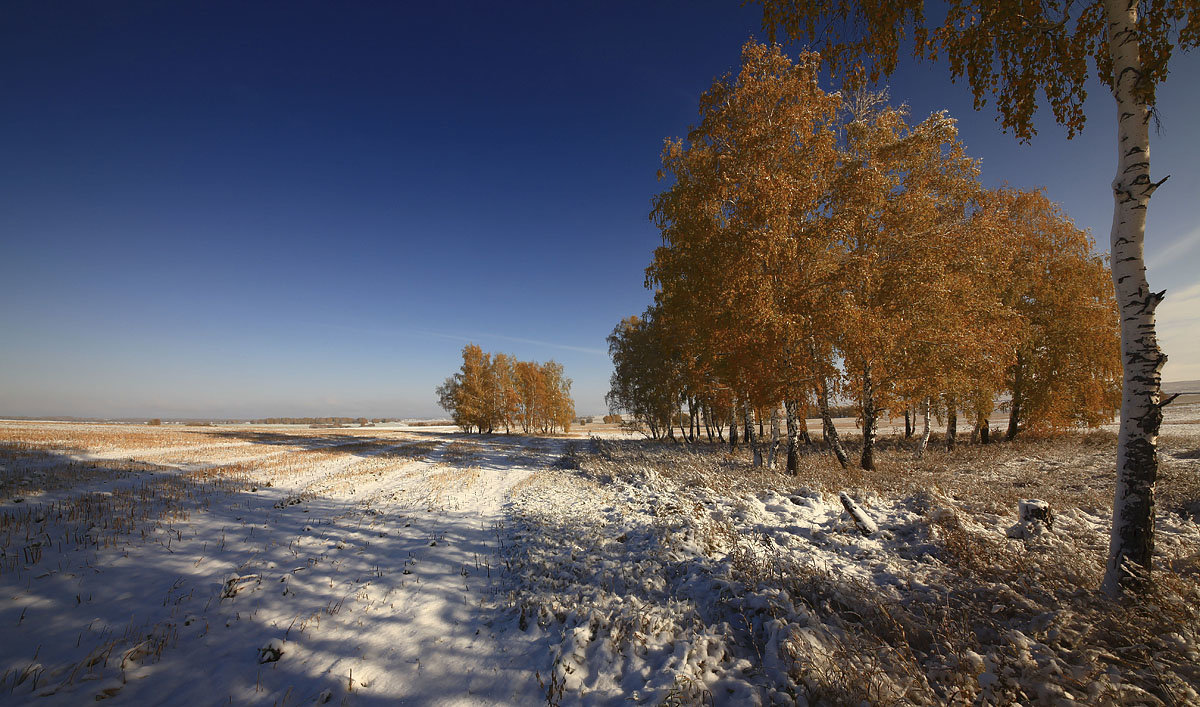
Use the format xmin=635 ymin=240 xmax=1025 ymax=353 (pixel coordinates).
xmin=750 ymin=0 xmax=1197 ymax=600
xmin=437 ymin=344 xmax=575 ymax=435
xmin=608 ymin=41 xmax=1120 ymax=480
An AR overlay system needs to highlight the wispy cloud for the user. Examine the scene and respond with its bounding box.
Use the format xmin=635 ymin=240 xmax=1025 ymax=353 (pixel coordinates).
xmin=1158 ymin=280 xmax=1200 ymax=382
xmin=1148 ymin=226 xmax=1200 ymax=269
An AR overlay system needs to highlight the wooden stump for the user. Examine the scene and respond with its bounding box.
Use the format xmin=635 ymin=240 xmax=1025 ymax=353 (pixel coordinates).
xmin=1007 ymin=499 xmax=1053 ymax=538
xmin=1019 ymin=499 xmax=1052 ymax=530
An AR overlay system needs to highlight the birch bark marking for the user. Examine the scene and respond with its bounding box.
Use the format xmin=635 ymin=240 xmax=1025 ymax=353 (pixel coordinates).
xmin=1102 ymin=0 xmax=1168 ymax=597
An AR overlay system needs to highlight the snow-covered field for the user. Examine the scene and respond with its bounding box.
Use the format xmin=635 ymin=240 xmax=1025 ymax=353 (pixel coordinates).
xmin=0 ymin=423 xmax=557 ymax=704
xmin=2 ymin=412 xmax=1199 ymax=705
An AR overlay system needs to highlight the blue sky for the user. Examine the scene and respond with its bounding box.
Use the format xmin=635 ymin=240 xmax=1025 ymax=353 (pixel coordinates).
xmin=2 ymin=1 xmax=1197 ymax=419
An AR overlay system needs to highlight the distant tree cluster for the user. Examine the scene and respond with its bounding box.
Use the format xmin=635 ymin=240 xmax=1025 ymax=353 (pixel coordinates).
xmin=437 ymin=344 xmax=575 ymax=434
xmin=608 ymin=42 xmax=1120 ymax=472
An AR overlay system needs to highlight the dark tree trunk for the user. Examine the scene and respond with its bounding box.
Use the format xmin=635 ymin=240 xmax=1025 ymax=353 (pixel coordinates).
xmin=747 ymin=403 xmax=762 ymax=467
xmin=904 ymin=408 xmax=913 ymax=438
xmin=945 ymin=394 xmax=958 ymax=450
xmin=1007 ymin=396 xmax=1021 ymax=441
xmin=1008 ymin=353 xmax=1023 ymax=441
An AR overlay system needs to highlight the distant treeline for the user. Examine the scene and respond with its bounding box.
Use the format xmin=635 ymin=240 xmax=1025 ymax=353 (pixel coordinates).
xmin=249 ymin=417 xmax=394 ymax=426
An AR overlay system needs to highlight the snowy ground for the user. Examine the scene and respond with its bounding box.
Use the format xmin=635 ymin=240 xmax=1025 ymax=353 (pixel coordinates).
xmin=0 ymin=424 xmax=563 ymax=704
xmin=2 ymin=412 xmax=1199 ymax=705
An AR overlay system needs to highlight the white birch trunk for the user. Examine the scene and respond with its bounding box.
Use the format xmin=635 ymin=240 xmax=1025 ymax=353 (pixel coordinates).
xmin=1101 ymin=0 xmax=1168 ymax=597
xmin=915 ymin=398 xmax=931 ymax=460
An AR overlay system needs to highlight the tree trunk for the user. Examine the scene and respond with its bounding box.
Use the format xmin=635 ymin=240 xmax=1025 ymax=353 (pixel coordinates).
xmin=1008 ymin=354 xmax=1023 ymax=441
xmin=915 ymin=397 xmax=932 ymax=460
xmin=799 ymin=415 xmax=814 ymax=448
xmin=747 ymin=403 xmax=762 ymax=467
xmin=1102 ymin=0 xmax=1167 ymax=597
xmin=767 ymin=404 xmax=782 ymax=470
xmin=1007 ymin=395 xmax=1021 ymax=440
xmin=945 ymin=394 xmax=957 ymax=451
xmin=691 ymin=398 xmax=699 ymax=442
xmin=685 ymin=397 xmax=693 ymax=442
xmin=860 ymin=364 xmax=877 ymax=471
xmin=972 ymin=411 xmax=990 ymax=444
xmin=818 ymin=380 xmax=849 ymax=469
xmin=729 ymin=400 xmax=739 ymax=450
xmin=784 ymin=400 xmax=799 ymax=475
xmin=904 ymin=408 xmax=913 ymax=439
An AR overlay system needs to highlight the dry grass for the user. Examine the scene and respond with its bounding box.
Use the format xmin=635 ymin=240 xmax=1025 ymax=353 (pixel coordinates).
xmin=574 ymin=427 xmax=1200 ymax=705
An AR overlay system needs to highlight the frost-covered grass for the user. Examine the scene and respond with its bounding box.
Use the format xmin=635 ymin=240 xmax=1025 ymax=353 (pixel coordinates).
xmin=2 ymin=416 xmax=1197 ymax=704
xmin=501 ymin=415 xmax=1200 ymax=705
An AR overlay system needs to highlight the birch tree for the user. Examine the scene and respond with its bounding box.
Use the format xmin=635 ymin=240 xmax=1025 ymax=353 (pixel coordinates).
xmin=755 ymin=0 xmax=1198 ymax=597
xmin=439 ymin=345 xmax=575 ymax=435
xmin=829 ymin=103 xmax=983 ymax=470
xmin=647 ymin=41 xmax=843 ymax=466
xmin=978 ymin=188 xmax=1123 ymax=437
xmin=606 ymin=311 xmax=681 ymax=438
